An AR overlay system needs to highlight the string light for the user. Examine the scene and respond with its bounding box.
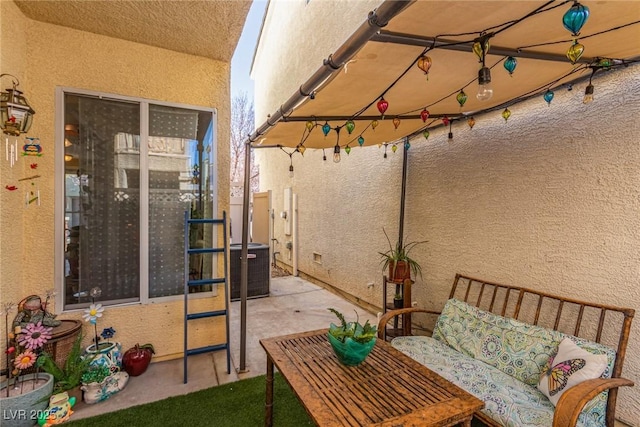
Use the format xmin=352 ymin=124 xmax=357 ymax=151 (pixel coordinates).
xmin=345 ymin=120 xmax=355 ymax=134
xmin=474 ymin=34 xmax=493 ymax=101
xmin=333 ymin=127 xmax=341 ymax=163
xmin=583 ymin=68 xmax=597 ymax=104
xmin=456 ymin=90 xmax=468 ymax=108
xmin=563 ymin=1 xmax=590 ymax=36
xmin=358 ymin=135 xmax=365 ymax=146
xmin=543 ymin=89 xmax=554 ymax=105
xmin=404 ymin=140 xmax=411 ymax=150
xmin=371 ymin=119 xmax=379 ymax=130
xmin=376 ymin=97 xmax=389 ymax=117
xmin=417 ymin=55 xmax=432 ymax=79
xmin=502 ymin=107 xmax=511 ymax=122
xmin=345 ymin=145 xmax=351 ymax=155
xmin=422 ymin=130 xmax=430 ymax=140
xmin=305 ymin=120 xmax=314 ymax=131
xmin=322 ymin=122 xmax=331 ymax=136
xmin=383 ymin=144 xmax=388 ymax=159
xmin=393 ymin=117 xmax=401 ymax=129
xmin=448 ymin=121 xmax=453 ymax=142
xmin=504 ymin=56 xmax=517 ymax=76
xmin=467 ymin=116 xmax=476 ymax=129
xmin=420 ymin=109 xmax=429 ymax=122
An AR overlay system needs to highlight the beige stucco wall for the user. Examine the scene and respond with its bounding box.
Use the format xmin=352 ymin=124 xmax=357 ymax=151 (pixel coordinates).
xmin=0 ymin=0 xmax=29 ymax=361
xmin=256 ymin=65 xmax=640 ymax=423
xmin=1 ymin=3 xmax=231 ymax=364
xmin=252 ymin=0 xmax=382 ymax=124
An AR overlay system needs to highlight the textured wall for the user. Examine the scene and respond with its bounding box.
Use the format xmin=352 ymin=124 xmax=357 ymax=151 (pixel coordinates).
xmin=0 ymin=4 xmax=231 ymax=363
xmin=252 ymin=0 xmax=382 ymax=125
xmin=0 ymin=0 xmax=28 ymax=367
xmin=256 ymin=65 xmax=640 ymax=423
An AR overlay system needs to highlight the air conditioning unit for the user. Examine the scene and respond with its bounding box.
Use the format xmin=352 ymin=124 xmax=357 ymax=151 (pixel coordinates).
xmin=230 ymin=243 xmax=270 ymax=301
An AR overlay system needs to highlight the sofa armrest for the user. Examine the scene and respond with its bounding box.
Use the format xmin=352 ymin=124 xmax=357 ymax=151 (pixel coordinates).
xmin=377 ymin=308 xmax=441 ymax=340
xmin=553 ymin=377 xmax=634 ymax=427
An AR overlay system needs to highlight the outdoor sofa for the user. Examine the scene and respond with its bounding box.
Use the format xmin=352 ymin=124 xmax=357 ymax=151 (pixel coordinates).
xmin=378 ymin=274 xmax=635 ymax=427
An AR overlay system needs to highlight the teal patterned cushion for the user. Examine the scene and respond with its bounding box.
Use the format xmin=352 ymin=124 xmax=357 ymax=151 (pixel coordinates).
xmin=429 ymin=299 xmax=614 ymax=425
xmin=432 ymin=298 xmax=561 ymax=386
xmin=392 ymin=336 xmax=604 ymax=427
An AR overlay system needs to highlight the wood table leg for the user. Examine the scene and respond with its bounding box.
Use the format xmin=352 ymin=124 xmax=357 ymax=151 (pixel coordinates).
xmin=265 ymin=355 xmax=274 ymax=427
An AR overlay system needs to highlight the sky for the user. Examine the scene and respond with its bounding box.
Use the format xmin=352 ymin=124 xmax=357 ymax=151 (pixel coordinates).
xmin=231 ymin=1 xmax=268 ymax=101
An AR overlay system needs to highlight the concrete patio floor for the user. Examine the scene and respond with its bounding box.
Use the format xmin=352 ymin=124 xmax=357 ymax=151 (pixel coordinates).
xmin=72 ymin=275 xmax=377 ymax=421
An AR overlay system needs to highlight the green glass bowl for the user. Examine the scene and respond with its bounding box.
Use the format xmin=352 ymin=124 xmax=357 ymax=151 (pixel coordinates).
xmin=327 ymin=331 xmax=376 ymax=366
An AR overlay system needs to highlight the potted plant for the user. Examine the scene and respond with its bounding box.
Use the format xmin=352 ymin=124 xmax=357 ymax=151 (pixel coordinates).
xmin=393 ymin=293 xmax=404 ymax=309
xmin=80 ymin=364 xmax=129 ymax=404
xmin=1 ymin=300 xmax=56 ymax=427
xmin=36 ymin=333 xmax=94 ymax=402
xmin=327 ymin=308 xmax=377 ymax=366
xmin=378 ymin=228 xmax=426 ymax=282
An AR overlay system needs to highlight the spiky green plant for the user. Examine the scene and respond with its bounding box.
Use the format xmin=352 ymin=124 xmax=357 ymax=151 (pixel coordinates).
xmin=328 ymin=308 xmax=376 ymax=344
xmin=378 ymin=227 xmax=427 ymax=279
xmin=36 ymin=333 xmax=96 ymax=393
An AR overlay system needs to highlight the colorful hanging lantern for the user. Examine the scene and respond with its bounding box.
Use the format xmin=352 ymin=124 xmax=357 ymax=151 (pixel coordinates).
xmin=543 ymin=89 xmax=555 ymax=106
xmin=371 ymin=119 xmax=379 ymax=130
xmin=420 ymin=109 xmax=430 ymax=122
xmin=345 ymin=120 xmax=355 ymax=135
xmin=345 ymin=145 xmax=351 ymax=155
xmin=422 ymin=130 xmax=430 ymax=140
xmin=563 ymin=1 xmax=590 ymax=36
xmin=298 ymin=146 xmax=306 ymax=155
xmin=501 ymin=107 xmax=511 ymax=122
xmin=598 ymin=58 xmax=612 ymax=69
xmin=473 ymin=38 xmax=490 ymax=61
xmin=566 ymin=40 xmax=584 ymax=64
xmin=404 ymin=141 xmax=411 ymax=150
xmin=417 ymin=55 xmax=432 ymax=78
xmin=305 ymin=120 xmax=314 ymax=131
xmin=393 ymin=117 xmax=401 ymax=129
xmin=391 ymin=145 xmax=398 ymax=153
xmin=442 ymin=116 xmax=449 ymax=126
xmin=322 ymin=122 xmax=331 ymax=136
xmin=504 ymin=56 xmax=517 ymax=75
xmin=456 ymin=90 xmax=467 ymax=108
xmin=357 ymin=136 xmax=365 ymax=146
xmin=377 ymin=97 xmax=389 ymax=116
xmin=383 ymin=145 xmax=388 ymax=158
xmin=467 ymin=116 xmax=476 ymax=129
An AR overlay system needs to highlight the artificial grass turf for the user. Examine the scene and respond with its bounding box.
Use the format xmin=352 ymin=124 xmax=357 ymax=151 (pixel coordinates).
xmin=67 ymin=373 xmax=313 ymax=427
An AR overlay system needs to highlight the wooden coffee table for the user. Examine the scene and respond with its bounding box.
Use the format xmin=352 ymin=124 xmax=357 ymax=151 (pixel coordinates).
xmin=260 ymin=329 xmax=483 ymax=426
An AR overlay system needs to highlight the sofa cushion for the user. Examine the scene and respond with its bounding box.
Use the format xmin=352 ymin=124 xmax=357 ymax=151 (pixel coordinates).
xmin=538 ymin=337 xmax=608 ymax=406
xmin=392 ymin=336 xmax=604 ymax=427
xmin=432 ymin=298 xmax=562 ymax=386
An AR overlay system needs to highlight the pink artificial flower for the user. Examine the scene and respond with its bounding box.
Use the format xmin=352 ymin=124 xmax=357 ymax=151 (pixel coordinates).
xmin=17 ymin=321 xmax=53 ymax=350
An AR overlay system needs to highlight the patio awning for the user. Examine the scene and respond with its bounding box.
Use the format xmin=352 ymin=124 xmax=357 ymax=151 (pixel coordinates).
xmin=250 ymin=0 xmax=640 ymax=150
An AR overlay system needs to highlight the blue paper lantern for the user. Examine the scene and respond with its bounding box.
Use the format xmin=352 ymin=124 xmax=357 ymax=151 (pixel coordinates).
xmin=504 ymin=56 xmax=517 ymax=75
xmin=563 ymin=2 xmax=590 ymax=36
xmin=404 ymin=141 xmax=411 ymax=150
xmin=543 ymin=89 xmax=555 ymax=106
xmin=357 ymin=136 xmax=365 ymax=146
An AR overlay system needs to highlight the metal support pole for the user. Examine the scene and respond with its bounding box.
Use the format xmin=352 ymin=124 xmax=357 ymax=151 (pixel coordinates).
xmin=398 ymin=137 xmax=409 ymax=248
xmin=239 ymin=140 xmax=251 ymax=373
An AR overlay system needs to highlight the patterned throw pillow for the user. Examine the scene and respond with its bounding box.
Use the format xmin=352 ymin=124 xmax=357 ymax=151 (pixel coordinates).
xmin=537 ymin=337 xmax=608 ymax=406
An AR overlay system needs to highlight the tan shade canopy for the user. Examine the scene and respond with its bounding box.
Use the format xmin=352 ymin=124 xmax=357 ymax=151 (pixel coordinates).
xmin=255 ymin=1 xmax=640 ymax=150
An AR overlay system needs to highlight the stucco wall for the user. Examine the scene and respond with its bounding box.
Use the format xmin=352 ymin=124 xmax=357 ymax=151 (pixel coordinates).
xmin=0 ymin=0 xmax=28 ymax=364
xmin=1 ymin=4 xmax=231 ymax=363
xmin=252 ymin=0 xmax=382 ymax=124
xmin=256 ymin=65 xmax=640 ymax=423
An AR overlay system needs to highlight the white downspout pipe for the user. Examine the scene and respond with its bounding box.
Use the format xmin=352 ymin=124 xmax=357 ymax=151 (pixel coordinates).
xmin=292 ymin=193 xmax=298 ymax=276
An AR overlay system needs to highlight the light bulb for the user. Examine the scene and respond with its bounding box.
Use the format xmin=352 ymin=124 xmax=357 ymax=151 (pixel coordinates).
xmin=333 ymin=144 xmax=341 ymax=163
xmin=288 ymin=164 xmax=294 ymax=178
xmin=583 ymin=84 xmax=594 ymax=104
xmin=476 ymin=66 xmax=493 ymax=101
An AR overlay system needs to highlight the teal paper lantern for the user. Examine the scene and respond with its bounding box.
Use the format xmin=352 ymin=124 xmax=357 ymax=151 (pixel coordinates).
xmin=404 ymin=141 xmax=411 ymax=150
xmin=504 ymin=56 xmax=517 ymax=75
xmin=543 ymin=89 xmax=554 ymax=106
xmin=563 ymin=1 xmax=590 ymax=36
xmin=357 ymin=136 xmax=364 ymax=146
